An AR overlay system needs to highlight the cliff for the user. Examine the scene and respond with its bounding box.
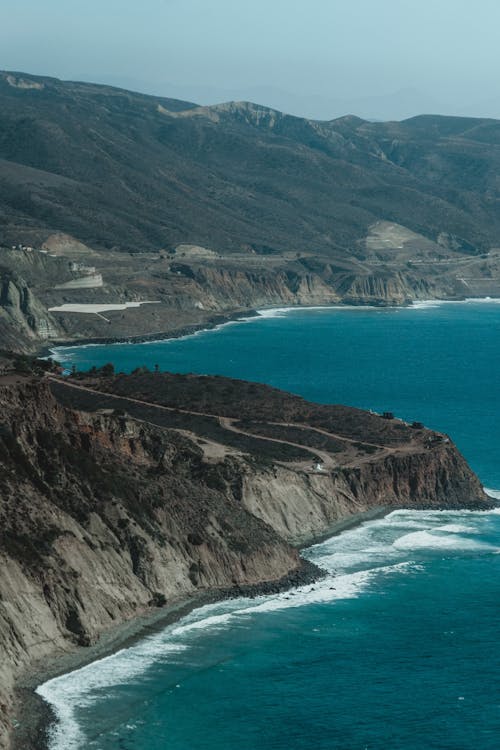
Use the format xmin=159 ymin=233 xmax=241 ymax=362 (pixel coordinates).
xmin=0 ymin=270 xmax=59 ymax=352
xmin=1 ymin=222 xmax=498 ymax=354
xmin=2 ymin=233 xmax=489 ymax=355
xmin=0 ymin=367 xmax=490 ymax=748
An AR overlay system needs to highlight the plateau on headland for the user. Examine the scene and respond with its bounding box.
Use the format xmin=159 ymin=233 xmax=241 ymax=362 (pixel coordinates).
xmin=0 ymin=355 xmax=490 ymax=748
xmin=2 ymin=72 xmax=500 ymax=352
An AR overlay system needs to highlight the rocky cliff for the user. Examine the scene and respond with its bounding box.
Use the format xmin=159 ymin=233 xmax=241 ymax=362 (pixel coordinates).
xmin=0 ymin=367 xmax=490 ymax=748
xmin=1 ymin=226 xmax=498 ymax=354
xmin=0 ymin=270 xmax=59 ymax=351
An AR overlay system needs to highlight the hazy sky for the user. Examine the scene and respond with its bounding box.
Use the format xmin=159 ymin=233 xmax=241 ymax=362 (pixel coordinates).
xmin=2 ymin=0 xmax=500 ymax=119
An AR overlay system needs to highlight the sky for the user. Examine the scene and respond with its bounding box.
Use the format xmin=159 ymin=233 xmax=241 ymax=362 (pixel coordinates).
xmin=1 ymin=0 xmax=500 ymax=120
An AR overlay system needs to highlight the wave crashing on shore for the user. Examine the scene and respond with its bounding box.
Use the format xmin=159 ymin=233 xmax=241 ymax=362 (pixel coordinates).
xmin=36 ymin=504 xmax=500 ymax=750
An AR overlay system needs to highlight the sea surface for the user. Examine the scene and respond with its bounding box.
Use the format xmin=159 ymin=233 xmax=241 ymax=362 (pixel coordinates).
xmin=40 ymin=301 xmax=500 ymax=749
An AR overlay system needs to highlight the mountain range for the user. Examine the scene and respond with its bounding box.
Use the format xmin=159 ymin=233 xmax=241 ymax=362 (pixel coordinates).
xmin=1 ymin=70 xmax=500 ymax=258
xmin=2 ymin=71 xmax=500 ymax=352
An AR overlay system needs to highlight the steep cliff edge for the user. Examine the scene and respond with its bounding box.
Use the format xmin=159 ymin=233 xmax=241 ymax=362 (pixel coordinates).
xmin=0 ymin=367 xmax=490 ymax=748
xmin=0 ymin=269 xmax=60 ymax=352
xmin=0 ymin=238 xmax=487 ymax=355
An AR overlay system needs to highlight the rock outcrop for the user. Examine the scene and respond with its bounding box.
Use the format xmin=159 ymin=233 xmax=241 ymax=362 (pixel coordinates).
xmin=0 ymin=368 xmax=490 ymax=748
xmin=0 ymin=270 xmax=59 ymax=350
xmin=242 ymin=447 xmax=485 ymax=544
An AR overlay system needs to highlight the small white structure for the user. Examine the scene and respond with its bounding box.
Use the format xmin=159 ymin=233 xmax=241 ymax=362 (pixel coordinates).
xmin=313 ymin=461 xmax=326 ymax=473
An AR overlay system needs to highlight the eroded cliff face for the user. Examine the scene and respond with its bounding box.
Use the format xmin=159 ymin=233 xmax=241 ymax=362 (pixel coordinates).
xmin=0 ymin=271 xmax=59 ymax=351
xmin=161 ymin=261 xmax=452 ymax=315
xmin=0 ymin=242 xmax=481 ymax=352
xmin=242 ymin=447 xmax=485 ymax=545
xmin=334 ymin=270 xmax=431 ymax=306
xmin=0 ymin=378 xmax=300 ymax=747
xmin=0 ymin=372 xmax=489 ymax=748
xmin=181 ymin=264 xmax=342 ymax=310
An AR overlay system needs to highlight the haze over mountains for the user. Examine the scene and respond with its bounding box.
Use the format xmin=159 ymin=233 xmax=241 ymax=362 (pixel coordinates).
xmin=91 ymin=77 xmax=500 ymax=124
xmin=84 ymin=77 xmax=443 ymax=122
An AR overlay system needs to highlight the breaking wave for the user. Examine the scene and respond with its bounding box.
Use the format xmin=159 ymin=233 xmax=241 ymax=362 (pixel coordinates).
xmin=37 ymin=504 xmax=500 ymax=750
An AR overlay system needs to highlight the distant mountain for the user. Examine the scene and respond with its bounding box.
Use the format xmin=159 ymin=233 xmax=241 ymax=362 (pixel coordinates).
xmin=1 ymin=70 xmax=500 ymax=256
xmin=153 ymin=83 xmax=441 ymax=122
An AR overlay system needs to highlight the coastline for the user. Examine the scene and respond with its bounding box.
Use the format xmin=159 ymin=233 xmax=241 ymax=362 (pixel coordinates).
xmin=20 ymin=496 xmax=496 ymax=750
xmin=11 ymin=558 xmax=322 ymax=750
xmin=39 ymin=295 xmax=500 ymax=362
xmin=10 ymin=492 xmax=500 ymax=749
xmin=12 ymin=505 xmax=398 ymax=750
xmin=41 ymin=303 xmax=352 ymax=360
xmin=291 ymin=505 xmax=392 ymax=548
xmin=38 ymin=308 xmax=260 ymax=360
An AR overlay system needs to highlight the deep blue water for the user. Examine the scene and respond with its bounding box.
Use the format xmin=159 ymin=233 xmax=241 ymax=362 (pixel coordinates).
xmin=41 ymin=302 xmax=500 ymax=749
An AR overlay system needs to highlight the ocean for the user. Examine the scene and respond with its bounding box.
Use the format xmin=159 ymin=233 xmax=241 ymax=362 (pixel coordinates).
xmin=39 ymin=301 xmax=500 ymax=749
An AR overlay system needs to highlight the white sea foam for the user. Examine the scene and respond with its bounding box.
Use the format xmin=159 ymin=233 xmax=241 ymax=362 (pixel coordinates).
xmin=256 ymin=305 xmax=336 ymax=318
xmin=436 ymin=523 xmax=478 ymax=534
xmin=242 ymin=563 xmax=414 ymax=614
xmin=393 ymin=530 xmax=494 ymax=551
xmin=255 ymin=304 xmax=409 ymax=318
xmin=171 ymin=610 xmax=237 ymax=635
xmin=37 ymin=555 xmax=415 ymax=750
xmin=308 ymin=507 xmax=500 ymax=574
xmin=369 ymin=519 xmax=429 ymax=529
xmin=462 ymin=296 xmax=500 ymax=304
xmin=485 ymin=487 xmax=500 ymax=501
xmin=411 ymin=297 xmax=500 ymax=309
xmin=309 ymin=515 xmax=430 ymax=571
xmin=411 ymin=300 xmax=442 ymax=309
xmin=174 ymin=564 xmax=413 ymax=632
xmin=37 ymin=641 xmax=187 ymax=750
xmin=37 ymin=504 xmax=500 ymax=749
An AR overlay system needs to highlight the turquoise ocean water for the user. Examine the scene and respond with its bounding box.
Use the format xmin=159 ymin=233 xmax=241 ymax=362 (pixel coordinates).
xmin=39 ymin=301 xmax=500 ymax=749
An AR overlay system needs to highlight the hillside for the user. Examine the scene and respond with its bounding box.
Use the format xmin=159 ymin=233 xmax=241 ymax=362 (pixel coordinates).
xmin=1 ymin=71 xmax=500 ymax=257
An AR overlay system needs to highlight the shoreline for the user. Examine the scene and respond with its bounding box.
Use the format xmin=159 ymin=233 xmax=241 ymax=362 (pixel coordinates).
xmin=38 ymin=308 xmax=260 ymax=359
xmin=12 ymin=504 xmax=399 ymax=750
xmin=11 ymin=557 xmax=321 ymax=750
xmin=291 ymin=505 xmax=392 ymax=548
xmin=12 ymin=489 xmax=500 ymax=750
xmin=39 ymin=295 xmax=500 ymax=362
xmin=11 ymin=495 xmax=499 ymax=749
xmin=18 ymin=294 xmax=500 ymax=748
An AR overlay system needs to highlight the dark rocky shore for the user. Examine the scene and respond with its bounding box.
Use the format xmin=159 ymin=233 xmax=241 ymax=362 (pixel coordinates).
xmin=38 ymin=308 xmax=260 ymax=359
xmin=13 ymin=557 xmax=323 ymax=750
